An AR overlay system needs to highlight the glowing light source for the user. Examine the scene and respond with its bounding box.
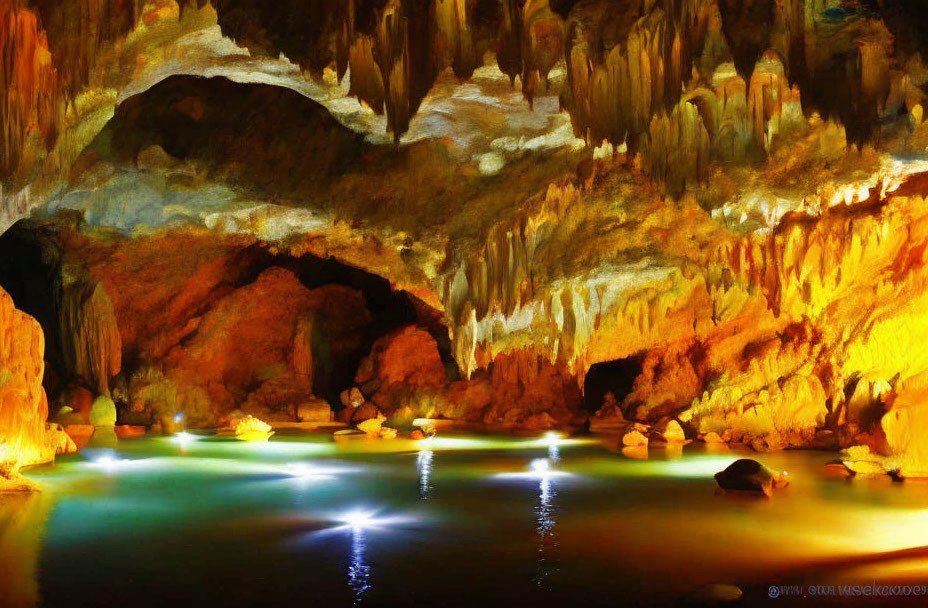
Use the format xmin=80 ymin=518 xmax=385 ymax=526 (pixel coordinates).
xmin=339 ymin=510 xmax=376 ymax=529
xmin=170 ymin=431 xmax=198 ymax=446
xmin=91 ymin=453 xmax=129 ymax=473
xmin=544 ymin=432 xmax=562 ymax=461
xmin=531 ymin=458 xmax=550 ymax=473
xmin=173 ymin=413 xmax=184 ymax=424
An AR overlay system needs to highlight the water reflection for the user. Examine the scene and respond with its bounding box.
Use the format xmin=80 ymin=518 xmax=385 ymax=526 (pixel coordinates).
xmin=417 ymin=450 xmax=434 ymax=500
xmin=0 ymin=493 xmax=51 ymax=608
xmin=533 ymin=467 xmax=559 ymax=590
xmin=347 ymin=526 xmax=372 ymax=606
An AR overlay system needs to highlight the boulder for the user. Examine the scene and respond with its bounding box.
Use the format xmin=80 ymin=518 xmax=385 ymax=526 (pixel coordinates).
xmin=89 ymin=395 xmax=117 ymax=427
xmin=234 ymin=415 xmax=275 ymax=442
xmin=622 ymin=430 xmax=648 ymax=447
xmin=348 ymin=387 xmax=364 ymax=408
xmin=355 ymin=325 xmax=447 ymax=392
xmin=64 ymin=424 xmax=95 ymax=450
xmin=661 ymin=420 xmax=687 ymax=443
xmin=410 ymin=429 xmax=425 ymax=440
xmin=49 ymin=424 xmax=77 ymax=455
xmin=715 ymin=459 xmax=789 ymax=497
xmin=297 ymin=398 xmax=332 ymax=423
xmin=57 ymin=385 xmax=94 ymax=423
xmin=700 ymin=431 xmax=724 ymax=443
xmin=357 ymin=416 xmax=386 ymax=436
xmin=351 ymin=402 xmax=381 ymax=424
xmin=379 ymin=427 xmax=398 ymax=439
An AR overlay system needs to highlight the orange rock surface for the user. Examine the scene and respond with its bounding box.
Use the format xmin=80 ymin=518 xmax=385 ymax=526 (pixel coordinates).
xmin=0 ymin=285 xmax=54 ymax=474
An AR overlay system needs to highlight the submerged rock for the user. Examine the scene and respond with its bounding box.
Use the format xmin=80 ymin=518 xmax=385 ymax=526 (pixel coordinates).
xmin=714 ymin=459 xmax=788 ymax=497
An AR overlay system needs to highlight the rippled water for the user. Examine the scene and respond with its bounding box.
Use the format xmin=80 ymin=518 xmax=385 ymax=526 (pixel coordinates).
xmin=3 ymin=432 xmax=928 ymax=607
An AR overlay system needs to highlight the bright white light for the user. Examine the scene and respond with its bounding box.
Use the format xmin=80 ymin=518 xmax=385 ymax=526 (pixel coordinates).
xmin=544 ymin=431 xmax=562 ymax=445
xmin=531 ymin=458 xmax=550 ymax=473
xmin=340 ymin=510 xmax=376 ymax=528
xmin=92 ymin=454 xmax=129 ymax=472
xmin=173 ymin=413 xmax=184 ymax=424
xmin=285 ymin=463 xmax=322 ymax=479
xmin=171 ymin=431 xmax=198 ymax=446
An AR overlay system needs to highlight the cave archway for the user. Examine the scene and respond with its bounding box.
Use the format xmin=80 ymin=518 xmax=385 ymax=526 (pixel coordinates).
xmin=583 ymin=355 xmax=644 ymax=413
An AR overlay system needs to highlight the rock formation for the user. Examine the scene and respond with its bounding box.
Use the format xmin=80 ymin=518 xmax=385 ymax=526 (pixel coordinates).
xmin=0 ymin=285 xmax=60 ymax=477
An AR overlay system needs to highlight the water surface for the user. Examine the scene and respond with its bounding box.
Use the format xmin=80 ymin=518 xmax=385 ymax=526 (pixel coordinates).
xmin=3 ymin=432 xmax=928 ymax=607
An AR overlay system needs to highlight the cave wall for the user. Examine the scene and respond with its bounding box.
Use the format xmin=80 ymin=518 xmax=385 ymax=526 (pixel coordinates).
xmin=0 ymin=284 xmax=54 ymax=474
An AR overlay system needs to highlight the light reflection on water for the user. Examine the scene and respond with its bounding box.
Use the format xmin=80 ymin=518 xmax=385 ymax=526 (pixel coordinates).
xmin=348 ymin=526 xmax=371 ymax=606
xmin=9 ymin=434 xmax=928 ymax=606
xmin=417 ymin=450 xmax=434 ymax=500
xmin=533 ymin=474 xmax=559 ymax=590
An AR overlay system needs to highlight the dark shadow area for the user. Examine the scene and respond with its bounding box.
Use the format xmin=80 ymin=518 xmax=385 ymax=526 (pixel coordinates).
xmin=583 ymin=355 xmax=644 ymax=413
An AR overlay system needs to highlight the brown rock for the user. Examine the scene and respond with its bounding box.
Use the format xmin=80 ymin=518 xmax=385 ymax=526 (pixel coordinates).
xmin=700 ymin=431 xmax=725 ymax=443
xmin=622 ymin=430 xmax=648 ymax=447
xmin=64 ymin=424 xmax=95 ymax=450
xmin=351 ymin=402 xmax=381 ymax=424
xmin=410 ymin=429 xmax=425 ymax=440
xmin=57 ymin=385 xmax=94 ymax=423
xmin=661 ymin=420 xmax=686 ymax=443
xmin=357 ymin=416 xmax=385 ymax=436
xmin=0 ymin=287 xmax=56 ymax=472
xmin=356 ymin=325 xmax=447 ymax=389
xmin=523 ymin=412 xmax=556 ymax=430
xmin=114 ymin=425 xmax=146 ymax=439
xmin=297 ymin=398 xmax=332 ymax=423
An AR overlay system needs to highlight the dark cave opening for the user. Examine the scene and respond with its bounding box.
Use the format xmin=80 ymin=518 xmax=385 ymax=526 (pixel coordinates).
xmin=583 ymin=355 xmax=644 ymax=413
xmin=0 ymin=218 xmax=453 ymax=412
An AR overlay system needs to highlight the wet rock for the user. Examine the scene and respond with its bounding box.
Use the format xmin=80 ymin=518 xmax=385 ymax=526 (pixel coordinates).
xmin=0 ymin=286 xmax=55 ymax=472
xmin=523 ymin=412 xmax=557 ymax=430
xmin=839 ymin=445 xmax=893 ymax=477
xmin=700 ymin=432 xmax=725 ymax=444
xmin=660 ymin=420 xmax=686 ymax=443
xmin=114 ymin=425 xmax=146 ymax=440
xmin=56 ymin=385 xmax=94 ymax=423
xmin=622 ymin=430 xmax=648 ymax=448
xmin=351 ymin=402 xmax=382 ymax=424
xmin=379 ymin=427 xmax=397 ymax=439
xmin=357 ymin=416 xmax=386 ymax=437
xmin=63 ymin=424 xmax=95 ymax=450
xmin=715 ymin=459 xmax=789 ymax=497
xmin=89 ymin=395 xmax=117 ymax=427
xmin=234 ymin=415 xmax=275 ymax=442
xmin=356 ymin=325 xmax=447 ymax=392
xmin=410 ymin=429 xmax=425 ymax=440
xmin=297 ymin=399 xmax=332 ymax=423
xmin=50 ymin=424 xmax=77 ymax=455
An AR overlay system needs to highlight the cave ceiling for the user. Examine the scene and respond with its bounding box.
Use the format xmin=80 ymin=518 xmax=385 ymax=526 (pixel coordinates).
xmin=4 ymin=0 xmax=928 ymax=391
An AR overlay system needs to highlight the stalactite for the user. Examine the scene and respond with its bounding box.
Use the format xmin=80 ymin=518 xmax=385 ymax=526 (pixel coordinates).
xmin=59 ymin=279 xmax=121 ymax=397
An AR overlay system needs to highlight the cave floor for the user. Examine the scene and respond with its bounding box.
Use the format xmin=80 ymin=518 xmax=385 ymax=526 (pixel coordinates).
xmin=4 ymin=433 xmax=928 ymax=607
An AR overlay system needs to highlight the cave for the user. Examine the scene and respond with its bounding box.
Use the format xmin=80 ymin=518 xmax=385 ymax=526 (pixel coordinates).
xmin=582 ymin=355 xmax=644 ymax=414
xmin=0 ymin=217 xmax=451 ymax=417
xmin=3 ymin=1 xmax=928 ymax=606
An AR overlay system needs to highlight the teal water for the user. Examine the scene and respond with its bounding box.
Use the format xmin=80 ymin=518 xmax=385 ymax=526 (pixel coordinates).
xmin=3 ymin=432 xmax=928 ymax=607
